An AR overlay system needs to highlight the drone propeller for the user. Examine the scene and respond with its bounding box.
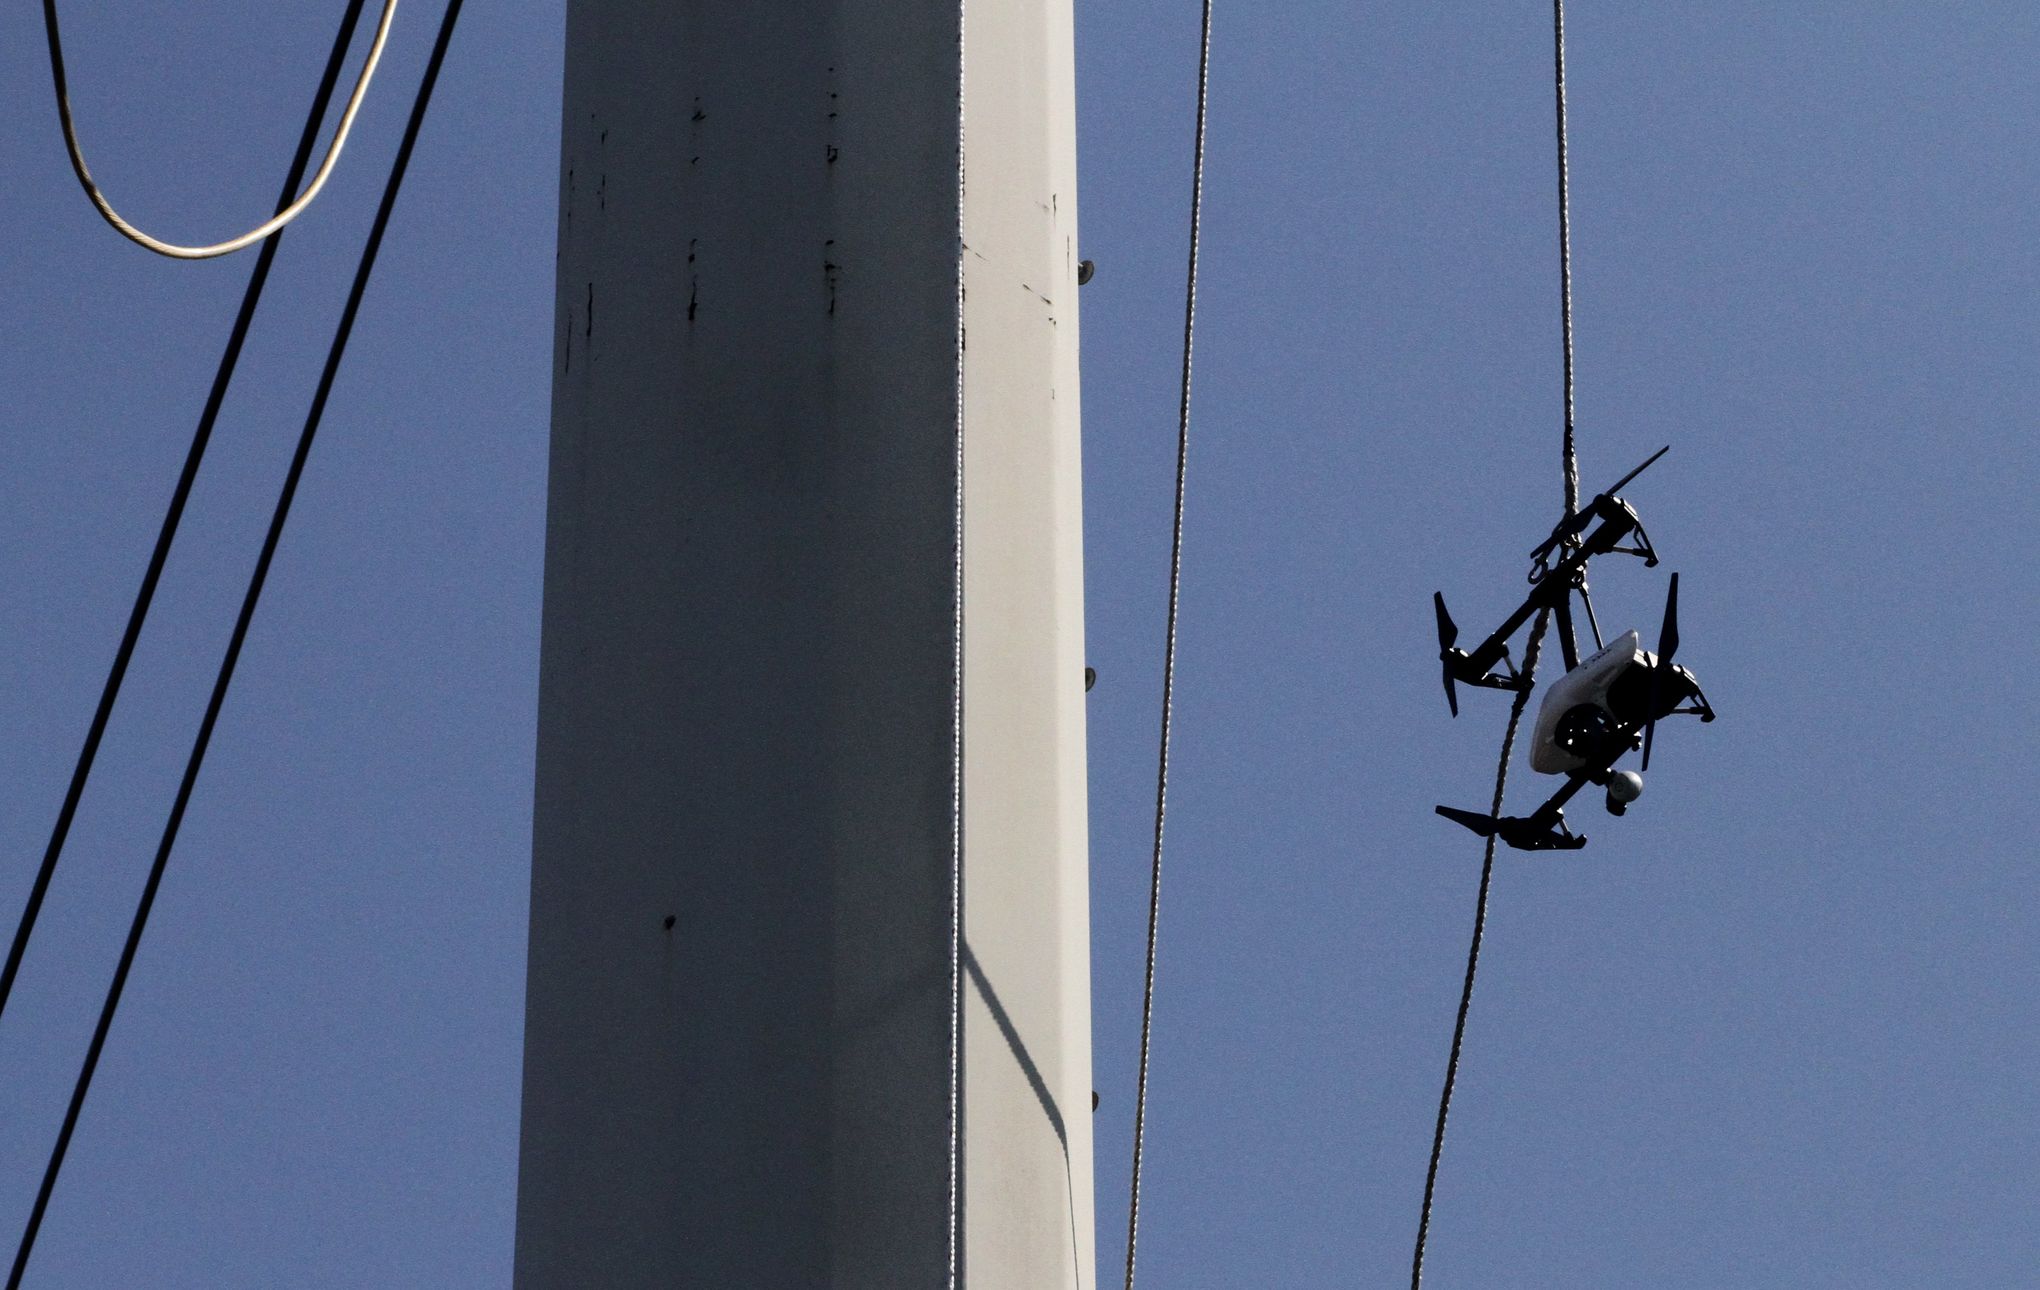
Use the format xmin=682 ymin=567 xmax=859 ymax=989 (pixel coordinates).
xmin=1641 ymin=572 xmax=1679 ymax=772
xmin=1433 ymin=592 xmax=1460 ymax=717
xmin=1529 ymin=444 xmax=1671 ymax=566
xmin=1602 ymin=443 xmax=1672 ymax=500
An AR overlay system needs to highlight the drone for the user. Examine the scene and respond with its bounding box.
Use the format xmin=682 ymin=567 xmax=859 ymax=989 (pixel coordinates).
xmin=1431 ymin=446 xmax=1715 ymax=850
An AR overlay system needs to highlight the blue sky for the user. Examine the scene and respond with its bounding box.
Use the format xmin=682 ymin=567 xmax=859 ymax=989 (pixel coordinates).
xmin=3 ymin=3 xmax=2037 ymax=1286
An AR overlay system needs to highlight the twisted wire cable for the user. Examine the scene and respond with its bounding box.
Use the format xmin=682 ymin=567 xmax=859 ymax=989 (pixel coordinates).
xmin=1122 ymin=0 xmax=1216 ymax=1283
xmin=1411 ymin=3 xmax=1583 ymax=1282
xmin=1411 ymin=613 xmax=1551 ymax=1288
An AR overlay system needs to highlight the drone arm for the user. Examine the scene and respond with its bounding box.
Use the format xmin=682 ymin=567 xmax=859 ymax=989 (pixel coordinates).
xmin=1454 ymin=607 xmax=1534 ymax=680
xmin=1448 ymin=551 xmax=1585 ymax=684
xmin=1441 ymin=490 xmax=1658 ymax=705
xmin=1531 ymin=768 xmax=1594 ymax=819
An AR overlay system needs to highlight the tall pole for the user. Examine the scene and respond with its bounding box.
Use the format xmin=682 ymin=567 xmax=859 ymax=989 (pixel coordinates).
xmin=513 ymin=1 xmax=1092 ymax=1285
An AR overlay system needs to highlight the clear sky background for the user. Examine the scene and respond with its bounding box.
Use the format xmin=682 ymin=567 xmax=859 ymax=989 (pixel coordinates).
xmin=1 ymin=3 xmax=2035 ymax=1286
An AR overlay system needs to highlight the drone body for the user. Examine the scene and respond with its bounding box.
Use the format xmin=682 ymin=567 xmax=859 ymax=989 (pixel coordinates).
xmin=1529 ymin=629 xmax=1703 ymax=775
xmin=1432 ymin=449 xmax=1715 ymax=851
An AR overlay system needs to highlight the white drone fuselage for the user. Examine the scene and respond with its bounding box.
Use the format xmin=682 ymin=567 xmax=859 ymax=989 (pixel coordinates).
xmin=1529 ymin=630 xmax=1654 ymax=775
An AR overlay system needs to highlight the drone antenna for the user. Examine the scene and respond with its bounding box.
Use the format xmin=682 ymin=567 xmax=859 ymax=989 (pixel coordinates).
xmin=1600 ymin=443 xmax=1670 ymax=500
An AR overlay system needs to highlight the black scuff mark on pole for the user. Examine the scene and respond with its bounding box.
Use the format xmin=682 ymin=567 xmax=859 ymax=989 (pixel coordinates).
xmin=826 ymin=68 xmax=840 ymax=166
xmin=687 ymin=239 xmax=699 ymax=322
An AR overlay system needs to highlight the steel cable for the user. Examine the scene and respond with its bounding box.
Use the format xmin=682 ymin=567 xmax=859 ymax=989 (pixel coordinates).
xmin=0 ymin=0 xmax=375 ymax=1030
xmin=1122 ymin=0 xmax=1215 ymax=1285
xmin=1410 ymin=612 xmax=1550 ymax=1289
xmin=7 ymin=3 xmax=465 ymax=1282
xmin=1552 ymin=0 xmax=1581 ymax=515
xmin=1410 ymin=3 xmax=1582 ymax=1283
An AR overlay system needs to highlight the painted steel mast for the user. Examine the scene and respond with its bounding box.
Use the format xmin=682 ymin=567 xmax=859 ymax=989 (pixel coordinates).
xmin=513 ymin=0 xmax=1093 ymax=1285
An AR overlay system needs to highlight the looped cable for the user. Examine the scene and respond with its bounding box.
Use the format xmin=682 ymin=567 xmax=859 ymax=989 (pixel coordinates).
xmin=41 ymin=0 xmax=399 ymax=260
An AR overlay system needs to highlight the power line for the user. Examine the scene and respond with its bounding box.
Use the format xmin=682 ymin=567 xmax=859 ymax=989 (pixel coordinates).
xmin=1411 ymin=3 xmax=1583 ymax=1283
xmin=40 ymin=0 xmax=401 ymax=259
xmin=1122 ymin=0 xmax=1215 ymax=1284
xmin=7 ymin=3 xmax=466 ymax=1283
xmin=0 ymin=0 xmax=375 ymax=1030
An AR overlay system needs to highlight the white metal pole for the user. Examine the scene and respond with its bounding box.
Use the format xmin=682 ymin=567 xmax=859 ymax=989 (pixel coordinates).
xmin=514 ymin=1 xmax=1091 ymax=1284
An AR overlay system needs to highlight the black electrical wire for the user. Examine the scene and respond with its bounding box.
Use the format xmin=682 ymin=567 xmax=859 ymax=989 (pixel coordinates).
xmin=1122 ymin=0 xmax=1215 ymax=1285
xmin=1410 ymin=4 xmax=1584 ymax=1284
xmin=7 ymin=4 xmax=465 ymax=1283
xmin=0 ymin=0 xmax=375 ymax=1029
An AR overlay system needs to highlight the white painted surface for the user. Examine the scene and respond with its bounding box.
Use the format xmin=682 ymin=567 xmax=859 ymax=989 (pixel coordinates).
xmin=959 ymin=0 xmax=1093 ymax=1282
xmin=1530 ymin=630 xmax=1644 ymax=773
xmin=515 ymin=0 xmax=1090 ymax=1284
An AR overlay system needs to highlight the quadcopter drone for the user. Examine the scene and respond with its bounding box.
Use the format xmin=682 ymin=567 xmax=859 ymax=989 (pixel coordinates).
xmin=1431 ymin=446 xmax=1715 ymax=851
